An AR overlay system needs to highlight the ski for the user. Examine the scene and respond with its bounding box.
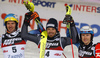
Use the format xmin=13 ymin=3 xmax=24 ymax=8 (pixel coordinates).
xmin=23 ymin=1 xmax=47 ymax=58
xmin=65 ymin=4 xmax=72 ymax=15
xmin=35 ymin=19 xmax=47 ymax=58
xmin=40 ymin=31 xmax=47 ymax=58
xmin=63 ymin=4 xmax=75 ymax=58
xmin=23 ymin=0 xmax=35 ymax=12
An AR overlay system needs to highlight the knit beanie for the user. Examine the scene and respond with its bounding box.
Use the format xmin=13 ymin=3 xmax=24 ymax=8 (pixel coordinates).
xmin=46 ymin=18 xmax=58 ymax=31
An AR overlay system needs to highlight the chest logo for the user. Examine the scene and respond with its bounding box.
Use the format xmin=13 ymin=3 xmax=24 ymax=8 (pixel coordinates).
xmin=3 ymin=38 xmax=22 ymax=45
xmin=46 ymin=43 xmax=59 ymax=48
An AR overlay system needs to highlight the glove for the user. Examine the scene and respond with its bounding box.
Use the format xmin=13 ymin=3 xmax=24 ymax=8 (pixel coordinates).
xmin=24 ymin=11 xmax=39 ymax=25
xmin=63 ymin=15 xmax=74 ymax=24
xmin=63 ymin=15 xmax=75 ymax=26
xmin=24 ymin=12 xmax=33 ymax=25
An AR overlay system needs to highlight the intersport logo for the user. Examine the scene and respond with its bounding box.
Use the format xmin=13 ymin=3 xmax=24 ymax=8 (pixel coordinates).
xmin=65 ymin=3 xmax=100 ymax=13
xmin=1 ymin=0 xmax=56 ymax=8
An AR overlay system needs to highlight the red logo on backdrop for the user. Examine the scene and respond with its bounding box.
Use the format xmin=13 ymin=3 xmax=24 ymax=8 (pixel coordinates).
xmin=54 ymin=53 xmax=61 ymax=56
xmin=1 ymin=13 xmax=6 ymax=19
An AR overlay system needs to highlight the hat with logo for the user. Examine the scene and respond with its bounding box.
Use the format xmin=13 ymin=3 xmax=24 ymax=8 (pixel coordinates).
xmin=46 ymin=18 xmax=58 ymax=31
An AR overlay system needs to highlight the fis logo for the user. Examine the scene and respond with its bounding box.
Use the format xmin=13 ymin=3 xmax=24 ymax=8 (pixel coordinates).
xmin=65 ymin=3 xmax=100 ymax=13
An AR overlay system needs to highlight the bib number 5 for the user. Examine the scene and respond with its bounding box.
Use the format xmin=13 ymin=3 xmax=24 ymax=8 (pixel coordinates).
xmin=12 ymin=47 xmax=17 ymax=53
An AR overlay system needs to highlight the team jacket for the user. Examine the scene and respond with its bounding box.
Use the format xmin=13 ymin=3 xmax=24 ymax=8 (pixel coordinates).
xmin=21 ymin=21 xmax=79 ymax=58
xmin=1 ymin=30 xmax=26 ymax=58
xmin=75 ymin=42 xmax=100 ymax=58
xmin=78 ymin=43 xmax=96 ymax=58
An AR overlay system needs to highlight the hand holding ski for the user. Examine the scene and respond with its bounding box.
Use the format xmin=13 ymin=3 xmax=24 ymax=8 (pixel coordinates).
xmin=63 ymin=4 xmax=75 ymax=58
xmin=24 ymin=12 xmax=39 ymax=25
xmin=63 ymin=5 xmax=73 ymax=24
xmin=23 ymin=0 xmax=37 ymax=25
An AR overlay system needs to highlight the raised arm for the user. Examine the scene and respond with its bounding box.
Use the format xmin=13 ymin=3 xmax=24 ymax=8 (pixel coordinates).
xmin=61 ymin=5 xmax=79 ymax=48
xmin=61 ymin=15 xmax=79 ymax=48
xmin=21 ymin=12 xmax=41 ymax=45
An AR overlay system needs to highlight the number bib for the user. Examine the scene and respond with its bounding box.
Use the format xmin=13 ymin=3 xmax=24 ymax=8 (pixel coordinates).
xmin=1 ymin=33 xmax=26 ymax=58
xmin=2 ymin=45 xmax=26 ymax=58
xmin=38 ymin=38 xmax=63 ymax=58
xmin=45 ymin=50 xmax=63 ymax=58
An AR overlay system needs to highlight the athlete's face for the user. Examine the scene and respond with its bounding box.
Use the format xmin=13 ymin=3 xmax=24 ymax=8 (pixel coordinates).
xmin=6 ymin=21 xmax=16 ymax=33
xmin=81 ymin=34 xmax=91 ymax=45
xmin=47 ymin=28 xmax=56 ymax=38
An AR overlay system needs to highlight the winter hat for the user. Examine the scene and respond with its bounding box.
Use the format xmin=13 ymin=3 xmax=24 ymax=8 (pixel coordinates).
xmin=46 ymin=18 xmax=58 ymax=31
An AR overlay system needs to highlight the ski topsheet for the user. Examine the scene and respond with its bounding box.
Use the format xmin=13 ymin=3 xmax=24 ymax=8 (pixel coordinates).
xmin=35 ymin=17 xmax=47 ymax=58
xmin=23 ymin=0 xmax=35 ymax=12
xmin=40 ymin=31 xmax=47 ymax=58
xmin=65 ymin=5 xmax=72 ymax=15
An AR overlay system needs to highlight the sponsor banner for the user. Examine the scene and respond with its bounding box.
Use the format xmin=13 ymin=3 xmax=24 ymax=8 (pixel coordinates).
xmin=0 ymin=0 xmax=56 ymax=8
xmin=65 ymin=3 xmax=100 ymax=14
xmin=0 ymin=0 xmax=100 ymax=14
xmin=0 ymin=0 xmax=100 ymax=44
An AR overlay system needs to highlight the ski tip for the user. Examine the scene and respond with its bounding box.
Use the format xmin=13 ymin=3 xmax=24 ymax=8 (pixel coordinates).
xmin=65 ymin=5 xmax=71 ymax=15
xmin=65 ymin=4 xmax=68 ymax=6
xmin=23 ymin=0 xmax=35 ymax=12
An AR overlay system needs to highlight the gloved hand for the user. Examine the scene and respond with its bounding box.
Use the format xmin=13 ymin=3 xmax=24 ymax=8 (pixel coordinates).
xmin=24 ymin=11 xmax=39 ymax=25
xmin=63 ymin=15 xmax=75 ymax=26
xmin=63 ymin=15 xmax=74 ymax=24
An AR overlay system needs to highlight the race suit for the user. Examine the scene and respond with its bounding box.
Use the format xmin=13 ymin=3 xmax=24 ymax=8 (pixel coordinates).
xmin=21 ymin=20 xmax=79 ymax=58
xmin=75 ymin=42 xmax=100 ymax=58
xmin=1 ymin=30 xmax=26 ymax=58
xmin=78 ymin=42 xmax=96 ymax=58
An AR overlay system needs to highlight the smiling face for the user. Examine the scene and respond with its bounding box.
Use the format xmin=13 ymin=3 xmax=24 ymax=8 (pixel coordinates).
xmin=47 ymin=27 xmax=57 ymax=38
xmin=6 ymin=21 xmax=16 ymax=33
xmin=81 ymin=33 xmax=91 ymax=45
